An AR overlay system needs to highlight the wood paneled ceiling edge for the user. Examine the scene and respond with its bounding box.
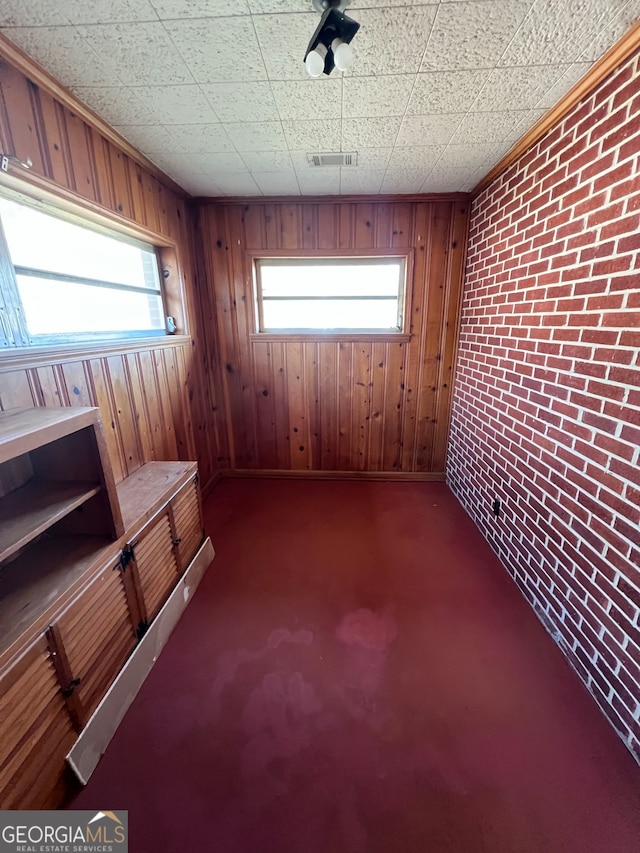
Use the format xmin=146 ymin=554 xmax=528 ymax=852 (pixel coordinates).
xmin=0 ymin=32 xmax=189 ymax=200
xmin=473 ymin=19 xmax=640 ymax=197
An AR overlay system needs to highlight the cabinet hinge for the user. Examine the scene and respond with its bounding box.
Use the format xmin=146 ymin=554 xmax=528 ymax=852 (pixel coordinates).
xmin=61 ymin=677 xmax=81 ymax=698
xmin=136 ymin=620 xmax=149 ymax=640
xmin=172 ymin=537 xmax=182 ymax=547
xmin=119 ymin=540 xmax=139 ymax=572
xmin=194 ymin=472 xmax=199 ymax=486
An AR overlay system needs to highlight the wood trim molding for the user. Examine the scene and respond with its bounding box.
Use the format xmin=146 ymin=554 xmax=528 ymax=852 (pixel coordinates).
xmin=228 ymin=469 xmax=446 ymax=482
xmin=0 ymin=170 xmax=179 ymax=247
xmin=0 ymin=32 xmax=189 ymax=200
xmin=0 ymin=335 xmax=191 ymax=372
xmin=250 ymin=333 xmax=412 ymax=344
xmin=473 ymin=20 xmax=640 ymax=196
xmin=196 ymin=192 xmax=471 ymax=205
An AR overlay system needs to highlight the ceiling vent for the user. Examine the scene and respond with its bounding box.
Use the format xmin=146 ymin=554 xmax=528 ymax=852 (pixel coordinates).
xmin=307 ymin=152 xmax=357 ymax=167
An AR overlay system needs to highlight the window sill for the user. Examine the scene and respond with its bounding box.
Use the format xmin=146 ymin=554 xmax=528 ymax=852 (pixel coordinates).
xmin=250 ymin=332 xmax=411 ymax=344
xmin=0 ymin=335 xmax=191 ymax=370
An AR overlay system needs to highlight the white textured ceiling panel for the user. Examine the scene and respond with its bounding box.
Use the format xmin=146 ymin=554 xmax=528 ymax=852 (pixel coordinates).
xmin=1 ymin=0 xmax=638 ymax=196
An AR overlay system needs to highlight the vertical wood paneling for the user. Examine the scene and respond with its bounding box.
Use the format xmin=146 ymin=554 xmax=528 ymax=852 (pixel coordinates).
xmin=0 ymin=48 xmax=224 ymax=491
xmin=199 ymin=199 xmax=468 ymax=475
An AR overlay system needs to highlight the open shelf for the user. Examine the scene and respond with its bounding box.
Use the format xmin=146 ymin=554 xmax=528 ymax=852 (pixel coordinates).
xmin=0 ymin=481 xmax=102 ymax=564
xmin=0 ymin=407 xmax=98 ymax=464
xmin=0 ymin=534 xmax=115 ymax=661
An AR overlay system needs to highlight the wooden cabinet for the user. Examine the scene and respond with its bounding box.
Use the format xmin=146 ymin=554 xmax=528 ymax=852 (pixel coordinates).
xmin=0 ymin=636 xmax=76 ymax=809
xmin=51 ymin=556 xmax=139 ymax=724
xmin=130 ymin=511 xmax=180 ymax=624
xmin=0 ymin=407 xmax=208 ymax=810
xmin=170 ymin=475 xmax=203 ymax=571
xmin=0 ymin=407 xmax=124 ymax=666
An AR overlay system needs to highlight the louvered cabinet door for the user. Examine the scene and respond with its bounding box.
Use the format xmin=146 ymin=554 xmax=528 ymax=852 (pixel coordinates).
xmin=0 ymin=636 xmax=76 ymax=809
xmin=170 ymin=477 xmax=203 ymax=571
xmin=54 ymin=558 xmax=137 ymax=724
xmin=132 ymin=511 xmax=180 ymax=623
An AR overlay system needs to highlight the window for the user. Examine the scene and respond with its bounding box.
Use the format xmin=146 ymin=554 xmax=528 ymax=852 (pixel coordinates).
xmin=0 ymin=194 xmax=166 ymax=347
xmin=255 ymin=256 xmax=407 ymax=333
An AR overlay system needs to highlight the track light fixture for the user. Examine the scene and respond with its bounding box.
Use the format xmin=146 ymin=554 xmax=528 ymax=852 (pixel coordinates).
xmin=304 ymin=0 xmax=360 ymax=77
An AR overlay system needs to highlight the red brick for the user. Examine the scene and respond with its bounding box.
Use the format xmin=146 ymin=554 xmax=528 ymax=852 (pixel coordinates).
xmin=449 ymin=48 xmax=640 ymax=759
xmin=602 ymin=311 xmax=640 ymax=328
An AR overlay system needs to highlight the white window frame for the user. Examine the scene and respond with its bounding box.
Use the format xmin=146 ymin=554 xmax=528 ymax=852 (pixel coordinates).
xmin=251 ymin=250 xmax=412 ymax=339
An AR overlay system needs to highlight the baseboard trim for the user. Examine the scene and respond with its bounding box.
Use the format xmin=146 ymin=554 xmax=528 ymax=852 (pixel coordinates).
xmin=228 ymin=469 xmax=446 ymax=482
xmin=66 ymin=537 xmax=215 ymax=785
xmin=201 ymin=468 xmax=224 ymax=498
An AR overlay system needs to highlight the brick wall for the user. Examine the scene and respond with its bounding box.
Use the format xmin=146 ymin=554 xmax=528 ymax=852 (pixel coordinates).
xmin=447 ymin=48 xmax=640 ymax=762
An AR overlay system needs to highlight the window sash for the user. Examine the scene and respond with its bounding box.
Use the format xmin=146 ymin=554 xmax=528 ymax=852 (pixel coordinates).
xmin=255 ymin=256 xmax=407 ymax=333
xmin=0 ymin=193 xmax=166 ymax=348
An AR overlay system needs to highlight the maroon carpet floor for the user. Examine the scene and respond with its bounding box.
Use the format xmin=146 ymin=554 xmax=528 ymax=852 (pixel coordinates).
xmin=73 ymin=480 xmax=640 ymax=852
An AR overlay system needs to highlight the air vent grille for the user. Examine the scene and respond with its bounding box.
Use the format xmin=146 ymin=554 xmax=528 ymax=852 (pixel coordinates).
xmin=308 ymin=152 xmax=358 ymax=167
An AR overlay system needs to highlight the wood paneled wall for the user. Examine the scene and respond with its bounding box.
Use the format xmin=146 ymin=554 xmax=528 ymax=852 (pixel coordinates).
xmin=0 ymin=42 xmax=223 ymax=490
xmin=0 ymin=343 xmax=194 ymax=484
xmin=198 ymin=200 xmax=469 ymax=476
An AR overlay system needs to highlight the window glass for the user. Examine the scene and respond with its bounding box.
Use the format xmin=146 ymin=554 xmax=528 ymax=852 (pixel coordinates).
xmin=0 ymin=195 xmax=165 ymax=345
xmin=256 ymin=258 xmax=405 ymax=332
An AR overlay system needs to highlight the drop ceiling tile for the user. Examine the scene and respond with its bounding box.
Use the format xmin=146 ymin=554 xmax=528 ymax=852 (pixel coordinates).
xmin=380 ymin=170 xmax=429 ymax=194
xmin=580 ymin=2 xmax=640 ymax=61
xmin=3 ymin=27 xmax=125 ymax=87
xmin=212 ymin=173 xmax=262 ymax=195
xmin=112 ymin=124 xmax=175 ymax=152
xmin=157 ymin=162 xmax=219 ymax=187
xmin=352 ymin=148 xmax=393 ymax=169
xmin=387 ymin=146 xmax=444 ymax=171
xmin=424 ymin=160 xmax=484 ymax=185
xmin=241 ymin=151 xmax=293 ymax=171
xmin=180 ymin=176 xmax=225 ymax=195
xmin=133 ymin=85 xmax=218 ymax=124
xmin=296 ymin=168 xmax=341 ymax=195
xmin=225 ymin=121 xmax=289 ymax=152
xmin=500 ymin=0 xmax=628 ymax=66
xmin=535 ymin=62 xmax=591 ymax=109
xmin=396 ymin=114 xmax=464 ymax=147
xmin=188 ymin=152 xmax=248 ymax=172
xmin=406 ymin=70 xmax=490 ymax=115
xmin=253 ymin=12 xmax=320 ymax=81
xmin=472 ymin=65 xmax=574 ymax=112
xmin=451 ymin=110 xmax=531 ymax=144
xmin=341 ymin=117 xmax=401 ymax=149
xmin=77 ymin=21 xmax=191 ymax=86
xmin=164 ymin=16 xmax=267 ymax=83
xmin=0 ymin=0 xmax=158 ymax=26
xmin=282 ymin=119 xmax=342 ymax=150
xmin=340 ymin=169 xmax=385 ymax=194
xmin=421 ymin=165 xmax=483 ymax=193
xmin=150 ymin=0 xmax=249 ymax=18
xmin=351 ymin=0 xmax=435 ymax=6
xmin=162 ymin=123 xmax=234 ymax=153
xmin=73 ymin=86 xmax=157 ymax=125
xmin=421 ymin=0 xmax=532 ymax=71
xmin=202 ymin=82 xmax=279 ymax=123
xmin=438 ymin=142 xmax=500 ymax=170
xmin=252 ymin=171 xmax=301 ymax=195
xmin=497 ymin=108 xmax=547 ymax=147
xmin=342 ymin=75 xmax=414 ymax=118
xmin=271 ymin=79 xmax=342 ymax=121
xmin=347 ymin=6 xmax=437 ymax=77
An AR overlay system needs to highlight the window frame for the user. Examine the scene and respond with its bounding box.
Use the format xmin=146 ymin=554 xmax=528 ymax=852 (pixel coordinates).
xmin=0 ymin=180 xmax=189 ymax=354
xmin=249 ymin=249 xmax=413 ymax=342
